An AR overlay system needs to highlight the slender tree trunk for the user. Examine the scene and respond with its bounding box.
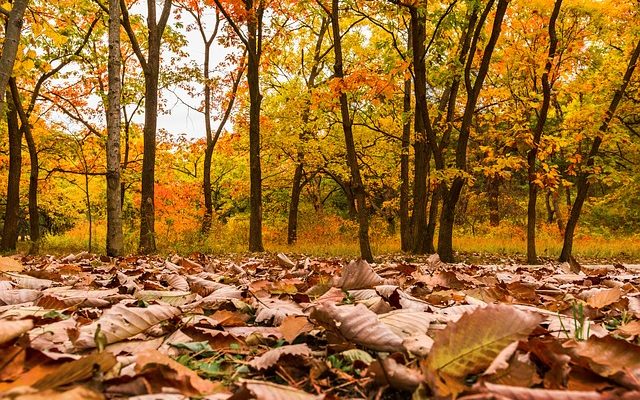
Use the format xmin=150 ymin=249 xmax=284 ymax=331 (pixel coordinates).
xmin=552 ymin=190 xmax=565 ymax=235
xmin=287 ymin=163 xmax=304 ymax=244
xmin=1 ymin=96 xmax=21 ymax=251
xmin=287 ymin=18 xmax=327 ymax=245
xmin=329 ymin=0 xmax=372 ymax=262
xmin=400 ymin=76 xmax=411 ymax=252
xmin=545 ymin=191 xmax=554 ymax=223
xmin=488 ymin=176 xmax=500 ymax=226
xmin=0 ymin=0 xmax=28 ymax=116
xmin=8 ymin=79 xmax=38 ymax=253
xmin=85 ymin=173 xmax=92 ymax=253
xmin=438 ymin=0 xmax=508 ymax=262
xmin=202 ymin=42 xmax=214 ymax=234
xmin=106 ymin=0 xmax=124 ymax=256
xmin=560 ymin=37 xmax=640 ymax=262
xmin=247 ymin=1 xmax=264 ymax=252
xmin=526 ymin=0 xmax=561 ymax=265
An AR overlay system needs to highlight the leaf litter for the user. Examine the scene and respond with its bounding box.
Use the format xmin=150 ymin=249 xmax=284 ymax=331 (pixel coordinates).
xmin=0 ymin=253 xmax=639 ymax=399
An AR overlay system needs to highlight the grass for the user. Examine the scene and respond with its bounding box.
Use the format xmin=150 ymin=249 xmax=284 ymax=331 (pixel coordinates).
xmin=17 ymin=216 xmax=640 ymax=263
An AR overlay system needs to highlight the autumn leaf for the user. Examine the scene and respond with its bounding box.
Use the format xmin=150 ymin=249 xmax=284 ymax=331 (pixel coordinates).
xmin=73 ymin=303 xmax=181 ymax=349
xmin=424 ymin=304 xmax=543 ymax=396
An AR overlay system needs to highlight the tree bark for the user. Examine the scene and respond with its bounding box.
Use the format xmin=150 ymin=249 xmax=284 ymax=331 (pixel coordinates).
xmin=400 ymin=74 xmax=411 ymax=252
xmin=328 ymin=0 xmax=373 ymax=262
xmin=1 ymin=95 xmax=21 ymax=251
xmin=559 ymin=37 xmax=640 ymax=262
xmin=438 ymin=0 xmax=508 ymax=262
xmin=106 ymin=0 xmax=124 ymax=257
xmin=120 ymin=0 xmax=172 ymax=254
xmin=526 ymin=0 xmax=562 ymax=265
xmin=9 ymin=79 xmax=38 ymax=253
xmin=409 ymin=5 xmax=435 ymax=255
xmin=0 ymin=0 xmax=28 ymax=116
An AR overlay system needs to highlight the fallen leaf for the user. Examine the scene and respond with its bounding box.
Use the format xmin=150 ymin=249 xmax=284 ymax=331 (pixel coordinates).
xmin=73 ymin=303 xmax=181 ymax=349
xmin=0 ymin=319 xmax=33 ymax=345
xmin=424 ymin=304 xmax=543 ymax=397
xmin=230 ymin=380 xmax=322 ymax=400
xmin=277 ymin=315 xmax=313 ymax=343
xmin=249 ymin=343 xmax=312 ymax=370
xmin=335 ymin=259 xmax=384 ymax=290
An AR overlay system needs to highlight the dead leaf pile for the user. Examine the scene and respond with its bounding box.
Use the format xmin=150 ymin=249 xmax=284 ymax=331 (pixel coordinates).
xmin=1 ymin=254 xmax=640 ymax=399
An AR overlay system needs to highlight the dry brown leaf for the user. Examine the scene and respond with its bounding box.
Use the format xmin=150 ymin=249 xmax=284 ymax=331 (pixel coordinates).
xmin=254 ymin=297 xmax=304 ymax=325
xmin=32 ymin=352 xmax=117 ymax=390
xmin=0 ymin=257 xmax=23 ymax=272
xmin=334 ymin=259 xmax=384 ymax=290
xmin=248 ymin=343 xmax=312 ymax=370
xmin=161 ymin=274 xmax=189 ymax=291
xmin=5 ymin=273 xmax=53 ymax=290
xmin=0 ymin=319 xmax=33 ymax=345
xmin=585 ymin=287 xmax=623 ymax=309
xmin=277 ymin=315 xmax=313 ymax=343
xmin=211 ymin=309 xmax=249 ymax=327
xmin=478 ymin=382 xmax=609 ymax=399
xmin=28 ymin=318 xmax=77 ymax=354
xmin=74 ymin=303 xmax=181 ymax=349
xmin=310 ymin=302 xmax=403 ymax=352
xmin=566 ymin=335 xmax=640 ymax=389
xmin=615 ymin=320 xmax=640 ymax=337
xmin=378 ymin=309 xmax=433 ymax=338
xmin=135 ymin=290 xmax=197 ymax=306
xmin=425 ymin=304 xmax=543 ymax=397
xmin=230 ymin=379 xmax=322 ymax=400
xmin=368 ymin=356 xmax=424 ymax=392
xmin=0 ymin=289 xmax=40 ymax=305
xmin=36 ymin=288 xmax=119 ymax=309
xmin=135 ymin=349 xmax=224 ymax=396
xmin=2 ymin=386 xmax=105 ymax=400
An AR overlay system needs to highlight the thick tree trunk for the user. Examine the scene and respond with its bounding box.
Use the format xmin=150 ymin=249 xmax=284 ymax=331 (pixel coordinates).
xmin=0 ymin=0 xmax=28 ymax=116
xmin=1 ymin=97 xmax=21 ymax=251
xmin=202 ymin=41 xmax=214 ymax=234
xmin=9 ymin=79 xmax=38 ymax=253
xmin=409 ymin=6 xmax=433 ymax=255
xmin=438 ymin=0 xmax=508 ymax=262
xmin=400 ymin=76 xmax=411 ymax=252
xmin=488 ymin=176 xmax=500 ymax=226
xmin=425 ymin=187 xmax=440 ymax=254
xmin=559 ymin=38 xmax=640 ymax=262
xmin=329 ymin=0 xmax=373 ymax=262
xmin=526 ymin=0 xmax=561 ymax=265
xmin=106 ymin=0 xmax=124 ymax=257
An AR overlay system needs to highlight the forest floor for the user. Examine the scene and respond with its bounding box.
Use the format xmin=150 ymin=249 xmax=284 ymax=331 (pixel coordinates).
xmin=0 ymin=252 xmax=639 ymax=399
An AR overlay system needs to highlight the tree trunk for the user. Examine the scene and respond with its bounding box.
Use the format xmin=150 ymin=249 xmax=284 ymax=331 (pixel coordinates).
xmin=552 ymin=190 xmax=565 ymax=235
xmin=329 ymin=0 xmax=372 ymax=262
xmin=545 ymin=191 xmax=554 ymax=223
xmin=106 ymin=0 xmax=124 ymax=257
xmin=1 ymin=96 xmax=21 ymax=251
xmin=131 ymin=0 xmax=172 ymax=254
xmin=438 ymin=0 xmax=508 ymax=262
xmin=526 ymin=0 xmax=561 ymax=265
xmin=488 ymin=176 xmax=500 ymax=226
xmin=247 ymin=0 xmax=264 ymax=252
xmin=400 ymin=76 xmax=411 ymax=252
xmin=560 ymin=37 xmax=640 ymax=262
xmin=287 ymin=162 xmax=303 ymax=244
xmin=287 ymin=18 xmax=327 ymax=245
xmin=409 ymin=6 xmax=433 ymax=255
xmin=0 ymin=0 xmax=28 ymax=116
xmin=8 ymin=79 xmax=38 ymax=253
